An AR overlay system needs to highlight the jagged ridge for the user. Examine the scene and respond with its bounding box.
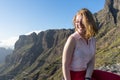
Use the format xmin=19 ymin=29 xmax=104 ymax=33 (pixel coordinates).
xmin=0 ymin=0 xmax=120 ymax=80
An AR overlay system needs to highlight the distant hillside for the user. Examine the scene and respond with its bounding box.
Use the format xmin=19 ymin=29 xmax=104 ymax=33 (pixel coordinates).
xmin=0 ymin=47 xmax=13 ymax=64
xmin=0 ymin=0 xmax=120 ymax=80
xmin=0 ymin=29 xmax=74 ymax=80
xmin=94 ymin=0 xmax=120 ymax=67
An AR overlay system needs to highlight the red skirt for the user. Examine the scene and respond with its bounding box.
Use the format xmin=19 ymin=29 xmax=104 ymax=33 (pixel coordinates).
xmin=70 ymin=70 xmax=120 ymax=80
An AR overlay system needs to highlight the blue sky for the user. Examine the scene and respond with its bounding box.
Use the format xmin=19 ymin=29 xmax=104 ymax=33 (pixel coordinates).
xmin=0 ymin=0 xmax=105 ymax=48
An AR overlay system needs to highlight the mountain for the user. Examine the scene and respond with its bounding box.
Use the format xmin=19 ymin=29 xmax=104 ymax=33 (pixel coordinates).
xmin=94 ymin=0 xmax=120 ymax=67
xmin=0 ymin=29 xmax=74 ymax=80
xmin=0 ymin=47 xmax=13 ymax=64
xmin=0 ymin=0 xmax=120 ymax=80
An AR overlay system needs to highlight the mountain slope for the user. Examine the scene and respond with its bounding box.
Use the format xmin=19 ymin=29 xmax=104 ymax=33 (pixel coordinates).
xmin=0 ymin=0 xmax=120 ymax=80
xmin=0 ymin=47 xmax=13 ymax=64
xmin=94 ymin=0 xmax=120 ymax=67
xmin=0 ymin=29 xmax=74 ymax=80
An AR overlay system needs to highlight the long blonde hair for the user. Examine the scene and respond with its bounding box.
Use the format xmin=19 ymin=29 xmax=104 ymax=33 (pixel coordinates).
xmin=73 ymin=8 xmax=98 ymax=39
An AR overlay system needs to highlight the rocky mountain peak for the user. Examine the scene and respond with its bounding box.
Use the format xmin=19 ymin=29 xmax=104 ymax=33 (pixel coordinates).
xmin=14 ymin=32 xmax=37 ymax=50
xmin=113 ymin=0 xmax=120 ymax=10
xmin=95 ymin=0 xmax=120 ymax=26
xmin=1 ymin=0 xmax=120 ymax=80
xmin=105 ymin=0 xmax=120 ymax=11
xmin=104 ymin=0 xmax=119 ymax=24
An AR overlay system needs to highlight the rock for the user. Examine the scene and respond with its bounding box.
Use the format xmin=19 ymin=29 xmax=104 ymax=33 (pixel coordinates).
xmin=98 ymin=63 xmax=120 ymax=75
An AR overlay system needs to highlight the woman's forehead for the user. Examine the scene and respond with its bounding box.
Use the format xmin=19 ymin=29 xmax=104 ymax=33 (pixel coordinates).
xmin=76 ymin=15 xmax=82 ymax=21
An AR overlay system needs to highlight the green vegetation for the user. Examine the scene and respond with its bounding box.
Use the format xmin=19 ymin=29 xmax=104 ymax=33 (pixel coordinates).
xmin=1 ymin=6 xmax=120 ymax=79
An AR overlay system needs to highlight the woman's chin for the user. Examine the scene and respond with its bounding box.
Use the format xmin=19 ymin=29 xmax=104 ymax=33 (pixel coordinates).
xmin=77 ymin=31 xmax=85 ymax=35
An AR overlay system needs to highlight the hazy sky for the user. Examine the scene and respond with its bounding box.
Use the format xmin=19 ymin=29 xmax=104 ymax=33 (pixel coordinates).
xmin=0 ymin=0 xmax=105 ymax=48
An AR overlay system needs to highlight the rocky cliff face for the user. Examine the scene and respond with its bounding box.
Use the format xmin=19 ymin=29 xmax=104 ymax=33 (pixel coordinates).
xmin=94 ymin=0 xmax=120 ymax=71
xmin=95 ymin=0 xmax=120 ymax=48
xmin=0 ymin=47 xmax=13 ymax=64
xmin=95 ymin=0 xmax=120 ymax=26
xmin=0 ymin=0 xmax=120 ymax=80
xmin=0 ymin=29 xmax=74 ymax=80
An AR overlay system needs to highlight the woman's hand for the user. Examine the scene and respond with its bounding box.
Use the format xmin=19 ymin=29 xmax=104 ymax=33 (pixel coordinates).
xmin=85 ymin=77 xmax=91 ymax=80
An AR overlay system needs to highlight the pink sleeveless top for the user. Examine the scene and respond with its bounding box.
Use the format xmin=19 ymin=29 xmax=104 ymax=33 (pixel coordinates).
xmin=70 ymin=31 xmax=96 ymax=71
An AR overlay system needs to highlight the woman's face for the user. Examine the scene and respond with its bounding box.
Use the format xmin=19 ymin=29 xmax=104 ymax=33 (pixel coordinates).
xmin=75 ymin=15 xmax=86 ymax=36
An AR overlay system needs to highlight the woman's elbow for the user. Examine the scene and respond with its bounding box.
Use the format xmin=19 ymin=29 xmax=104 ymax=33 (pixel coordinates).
xmin=62 ymin=61 xmax=70 ymax=69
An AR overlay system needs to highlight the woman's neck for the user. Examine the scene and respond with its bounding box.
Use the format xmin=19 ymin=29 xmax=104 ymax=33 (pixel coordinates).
xmin=77 ymin=31 xmax=86 ymax=39
xmin=76 ymin=31 xmax=89 ymax=44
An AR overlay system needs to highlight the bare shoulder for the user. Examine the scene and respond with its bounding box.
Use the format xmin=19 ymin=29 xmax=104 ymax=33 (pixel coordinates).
xmin=64 ymin=34 xmax=76 ymax=49
xmin=67 ymin=34 xmax=75 ymax=44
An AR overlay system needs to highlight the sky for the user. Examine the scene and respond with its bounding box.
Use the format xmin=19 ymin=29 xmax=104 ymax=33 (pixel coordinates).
xmin=0 ymin=0 xmax=105 ymax=49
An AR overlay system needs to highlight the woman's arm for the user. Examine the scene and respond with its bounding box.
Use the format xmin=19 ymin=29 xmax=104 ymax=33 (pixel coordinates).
xmin=62 ymin=35 xmax=75 ymax=80
xmin=85 ymin=55 xmax=95 ymax=79
xmin=85 ymin=38 xmax=96 ymax=79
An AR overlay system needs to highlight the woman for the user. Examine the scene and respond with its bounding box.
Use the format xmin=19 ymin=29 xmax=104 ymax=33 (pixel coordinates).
xmin=62 ymin=8 xmax=97 ymax=80
xmin=62 ymin=8 xmax=120 ymax=80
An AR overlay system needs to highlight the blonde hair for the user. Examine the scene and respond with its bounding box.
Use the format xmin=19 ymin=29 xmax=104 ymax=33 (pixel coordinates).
xmin=73 ymin=8 xmax=98 ymax=39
